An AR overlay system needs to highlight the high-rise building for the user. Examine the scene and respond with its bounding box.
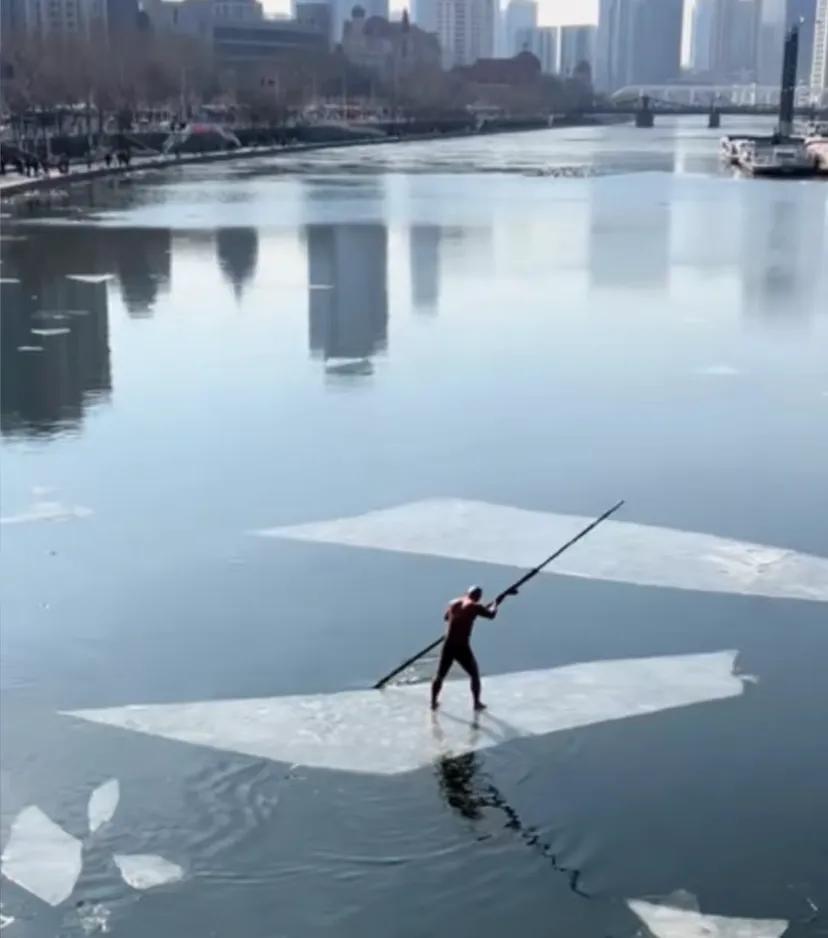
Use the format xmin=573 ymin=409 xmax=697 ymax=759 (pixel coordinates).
xmin=788 ymin=0 xmax=818 ymax=82
xmin=813 ymin=0 xmax=828 ymax=100
xmin=22 ymin=0 xmax=101 ymax=36
xmin=438 ymin=0 xmax=495 ymax=67
xmin=710 ymin=0 xmax=761 ymax=81
xmin=595 ymin=0 xmax=682 ymax=91
xmin=412 ymin=0 xmax=439 ymax=33
xmin=757 ymin=0 xmax=787 ymax=84
xmin=106 ymin=0 xmax=138 ymax=34
xmin=690 ymin=0 xmax=715 ymax=72
xmin=515 ymin=25 xmax=557 ymax=72
xmin=1 ymin=0 xmax=28 ymax=35
xmin=558 ymin=24 xmax=596 ymax=75
xmin=503 ymin=0 xmax=536 ymax=56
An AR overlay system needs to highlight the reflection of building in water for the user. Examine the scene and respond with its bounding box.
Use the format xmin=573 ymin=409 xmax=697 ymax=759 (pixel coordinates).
xmin=409 ymin=225 xmax=441 ymax=313
xmin=1 ymin=276 xmax=111 ymax=439
xmin=216 ymin=228 xmax=259 ymax=300
xmin=114 ymin=228 xmax=172 ymax=317
xmin=740 ymin=189 xmax=826 ymax=327
xmin=306 ymin=224 xmax=388 ymax=362
xmin=589 ymin=178 xmax=672 ymax=290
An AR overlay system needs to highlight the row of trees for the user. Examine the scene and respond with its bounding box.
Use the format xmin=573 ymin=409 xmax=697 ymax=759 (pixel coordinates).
xmin=1 ymin=26 xmax=594 ymax=133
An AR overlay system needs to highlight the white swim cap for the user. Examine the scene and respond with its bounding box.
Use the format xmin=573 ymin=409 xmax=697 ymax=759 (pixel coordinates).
xmin=467 ymin=585 xmax=482 ymax=596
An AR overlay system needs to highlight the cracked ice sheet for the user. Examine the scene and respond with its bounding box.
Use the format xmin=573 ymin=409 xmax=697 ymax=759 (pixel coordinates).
xmin=255 ymin=499 xmax=828 ymax=603
xmin=1 ymin=806 xmax=82 ymax=906
xmin=628 ymin=899 xmax=788 ymax=937
xmin=64 ymin=651 xmax=744 ymax=777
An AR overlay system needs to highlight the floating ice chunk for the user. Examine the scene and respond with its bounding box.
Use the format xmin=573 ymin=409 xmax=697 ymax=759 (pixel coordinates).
xmin=30 ymin=328 xmax=70 ymax=337
xmin=1 ymin=806 xmax=83 ymax=906
xmin=66 ymin=274 xmax=114 ymax=283
xmin=696 ymin=364 xmax=742 ymax=376
xmin=1 ymin=500 xmax=92 ymax=525
xmin=113 ymin=855 xmax=183 ymax=890
xmin=64 ymin=651 xmax=746 ymax=777
xmin=88 ymin=779 xmax=119 ymax=833
xmin=16 ymin=346 xmax=43 ymax=353
xmin=256 ymin=498 xmax=828 ymax=603
xmin=627 ymin=898 xmax=788 ymax=937
xmin=0 ymin=910 xmax=14 ymax=930
xmin=78 ymin=902 xmax=111 ymax=934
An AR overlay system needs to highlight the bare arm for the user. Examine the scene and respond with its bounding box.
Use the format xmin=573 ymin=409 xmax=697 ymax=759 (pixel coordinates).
xmin=475 ymin=602 xmax=498 ymax=620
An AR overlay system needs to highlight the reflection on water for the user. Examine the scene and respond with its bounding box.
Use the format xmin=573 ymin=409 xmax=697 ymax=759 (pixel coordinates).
xmin=1 ymin=275 xmax=110 ymax=440
xmin=113 ymin=229 xmax=171 ymax=318
xmin=589 ymin=178 xmax=672 ymax=292
xmin=1 ymin=151 xmax=825 ymax=440
xmin=306 ymin=224 xmax=388 ymax=367
xmin=433 ymin=719 xmax=587 ymax=896
xmin=409 ymin=225 xmax=441 ymax=314
xmin=740 ymin=189 xmax=826 ymax=328
xmin=216 ymin=228 xmax=259 ymax=302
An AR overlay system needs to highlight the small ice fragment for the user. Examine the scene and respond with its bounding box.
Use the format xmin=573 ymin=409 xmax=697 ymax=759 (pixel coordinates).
xmin=696 ymin=364 xmax=741 ymax=376
xmin=66 ymin=274 xmax=114 ymax=283
xmin=0 ymin=500 xmax=93 ymax=525
xmin=627 ymin=898 xmax=788 ymax=937
xmin=88 ymin=779 xmax=119 ymax=833
xmin=30 ymin=328 xmax=71 ymax=337
xmin=78 ymin=902 xmax=111 ymax=934
xmin=113 ymin=854 xmax=184 ymax=890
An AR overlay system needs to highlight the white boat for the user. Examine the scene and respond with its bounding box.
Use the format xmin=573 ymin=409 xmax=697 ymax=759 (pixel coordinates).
xmin=719 ymin=135 xmax=741 ymax=164
xmin=735 ymin=137 xmax=815 ymax=176
xmin=805 ymin=123 xmax=828 ymax=173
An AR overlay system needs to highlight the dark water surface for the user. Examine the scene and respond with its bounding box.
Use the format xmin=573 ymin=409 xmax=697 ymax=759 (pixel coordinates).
xmin=2 ymin=118 xmax=827 ymax=936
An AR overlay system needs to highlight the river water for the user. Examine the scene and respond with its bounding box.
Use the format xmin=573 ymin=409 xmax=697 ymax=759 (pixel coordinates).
xmin=1 ymin=118 xmax=827 ymax=937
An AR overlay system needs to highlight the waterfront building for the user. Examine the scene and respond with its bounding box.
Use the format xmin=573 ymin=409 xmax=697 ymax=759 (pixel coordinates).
xmin=342 ymin=8 xmax=440 ymax=80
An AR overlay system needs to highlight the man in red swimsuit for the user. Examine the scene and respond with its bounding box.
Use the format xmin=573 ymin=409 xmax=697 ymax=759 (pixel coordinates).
xmin=431 ymin=586 xmax=500 ymax=711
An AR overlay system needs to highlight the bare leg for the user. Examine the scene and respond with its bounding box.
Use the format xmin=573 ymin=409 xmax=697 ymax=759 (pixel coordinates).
xmin=455 ymin=646 xmax=484 ymax=710
xmin=431 ymin=643 xmax=455 ymax=709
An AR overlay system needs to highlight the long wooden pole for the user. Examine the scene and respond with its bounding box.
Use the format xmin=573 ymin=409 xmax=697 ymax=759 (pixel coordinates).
xmin=373 ymin=499 xmax=625 ymax=690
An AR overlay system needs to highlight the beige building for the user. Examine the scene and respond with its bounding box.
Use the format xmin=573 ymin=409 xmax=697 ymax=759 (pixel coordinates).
xmin=342 ymin=8 xmax=440 ymax=79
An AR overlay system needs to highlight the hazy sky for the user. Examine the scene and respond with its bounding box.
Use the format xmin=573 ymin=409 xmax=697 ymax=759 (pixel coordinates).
xmin=263 ymin=0 xmax=600 ymax=24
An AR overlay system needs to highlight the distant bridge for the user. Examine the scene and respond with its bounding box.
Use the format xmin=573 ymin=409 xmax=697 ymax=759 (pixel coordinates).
xmin=606 ymin=82 xmax=820 ymax=112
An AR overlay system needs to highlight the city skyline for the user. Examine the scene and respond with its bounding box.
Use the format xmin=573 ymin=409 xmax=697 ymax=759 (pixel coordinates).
xmin=267 ymin=0 xmax=599 ymax=25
